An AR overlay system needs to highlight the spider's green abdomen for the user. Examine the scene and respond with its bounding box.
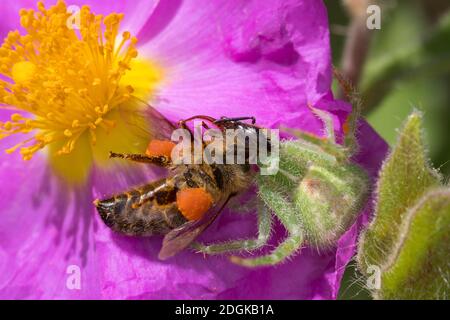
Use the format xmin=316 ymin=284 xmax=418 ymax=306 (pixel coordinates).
xmin=294 ymin=162 xmax=368 ymax=248
xmin=259 ymin=139 xmax=369 ymax=250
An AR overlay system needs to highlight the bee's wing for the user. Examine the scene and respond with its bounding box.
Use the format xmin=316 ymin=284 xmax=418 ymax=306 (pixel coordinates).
xmin=119 ymin=96 xmax=177 ymax=141
xmin=158 ymin=195 xmax=233 ymax=260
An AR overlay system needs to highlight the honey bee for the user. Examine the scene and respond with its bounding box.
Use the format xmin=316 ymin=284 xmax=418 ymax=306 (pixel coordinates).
xmin=94 ymin=102 xmax=271 ymax=260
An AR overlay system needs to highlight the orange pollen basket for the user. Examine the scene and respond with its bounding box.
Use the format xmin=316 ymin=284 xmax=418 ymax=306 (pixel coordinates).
xmin=176 ymin=188 xmax=214 ymax=221
xmin=145 ymin=140 xmax=176 ymax=158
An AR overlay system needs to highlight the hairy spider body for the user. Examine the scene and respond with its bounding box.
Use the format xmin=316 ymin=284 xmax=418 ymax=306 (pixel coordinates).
xmin=195 ymin=73 xmax=369 ymax=267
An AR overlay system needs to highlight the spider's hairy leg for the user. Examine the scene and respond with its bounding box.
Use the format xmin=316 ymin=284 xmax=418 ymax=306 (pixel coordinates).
xmin=281 ymin=108 xmax=347 ymax=161
xmin=285 ymin=68 xmax=363 ymax=160
xmin=230 ymin=231 xmax=303 ymax=267
xmin=333 ymin=67 xmax=361 ymax=155
xmin=308 ymin=104 xmax=336 ymax=143
xmin=192 ymin=201 xmax=272 ymax=254
xmin=284 ymin=103 xmax=337 ymax=146
xmin=281 ymin=126 xmax=340 ymax=156
xmin=230 ymin=178 xmax=304 ymax=267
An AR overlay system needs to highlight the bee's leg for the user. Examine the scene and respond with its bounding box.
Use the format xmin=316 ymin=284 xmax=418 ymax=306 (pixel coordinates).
xmin=178 ymin=120 xmax=194 ymax=137
xmin=109 ymin=152 xmax=171 ymax=167
xmin=201 ymin=121 xmax=210 ymax=130
xmin=178 ymin=116 xmax=216 ymax=134
xmin=214 ymin=116 xmax=256 ymax=124
xmin=178 ymin=118 xmax=211 ymax=150
xmin=178 ymin=116 xmax=215 ymax=156
xmin=192 ymin=201 xmax=272 ymax=254
xmin=178 ymin=115 xmax=217 ymax=127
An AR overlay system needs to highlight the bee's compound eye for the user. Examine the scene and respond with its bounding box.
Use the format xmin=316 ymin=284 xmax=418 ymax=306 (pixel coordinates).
xmin=176 ymin=188 xmax=213 ymax=221
xmin=146 ymin=140 xmax=176 ymax=158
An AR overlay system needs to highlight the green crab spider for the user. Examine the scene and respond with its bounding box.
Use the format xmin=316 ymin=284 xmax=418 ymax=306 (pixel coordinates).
xmin=193 ymin=72 xmax=369 ymax=267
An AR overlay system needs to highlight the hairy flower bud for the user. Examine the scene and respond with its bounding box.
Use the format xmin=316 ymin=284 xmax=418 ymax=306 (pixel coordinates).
xmin=357 ymin=111 xmax=441 ymax=273
xmin=357 ymin=111 xmax=448 ymax=299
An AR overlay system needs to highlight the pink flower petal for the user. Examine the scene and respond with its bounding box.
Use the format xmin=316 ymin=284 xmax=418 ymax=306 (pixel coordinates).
xmin=0 ymin=149 xmax=100 ymax=299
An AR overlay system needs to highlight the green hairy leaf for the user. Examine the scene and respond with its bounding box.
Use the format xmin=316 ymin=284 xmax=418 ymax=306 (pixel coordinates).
xmin=357 ymin=110 xmax=450 ymax=299
xmin=378 ymin=188 xmax=450 ymax=300
xmin=358 ymin=111 xmax=441 ymax=272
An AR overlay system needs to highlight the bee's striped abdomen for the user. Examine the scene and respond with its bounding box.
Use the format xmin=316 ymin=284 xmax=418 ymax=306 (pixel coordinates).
xmin=95 ymin=179 xmax=187 ymax=236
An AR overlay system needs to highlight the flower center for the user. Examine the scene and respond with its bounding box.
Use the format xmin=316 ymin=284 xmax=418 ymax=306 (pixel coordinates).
xmin=0 ymin=1 xmax=144 ymax=161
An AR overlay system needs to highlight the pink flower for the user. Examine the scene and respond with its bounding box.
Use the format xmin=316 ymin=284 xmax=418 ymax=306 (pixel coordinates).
xmin=0 ymin=0 xmax=387 ymax=299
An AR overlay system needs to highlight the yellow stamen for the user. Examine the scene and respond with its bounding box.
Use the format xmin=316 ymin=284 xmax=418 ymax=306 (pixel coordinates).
xmin=11 ymin=61 xmax=36 ymax=83
xmin=0 ymin=0 xmax=143 ymax=161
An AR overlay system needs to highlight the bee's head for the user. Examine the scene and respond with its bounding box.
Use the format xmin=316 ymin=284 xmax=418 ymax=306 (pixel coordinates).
xmin=214 ymin=116 xmax=272 ymax=156
xmin=214 ymin=116 xmax=257 ymax=130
